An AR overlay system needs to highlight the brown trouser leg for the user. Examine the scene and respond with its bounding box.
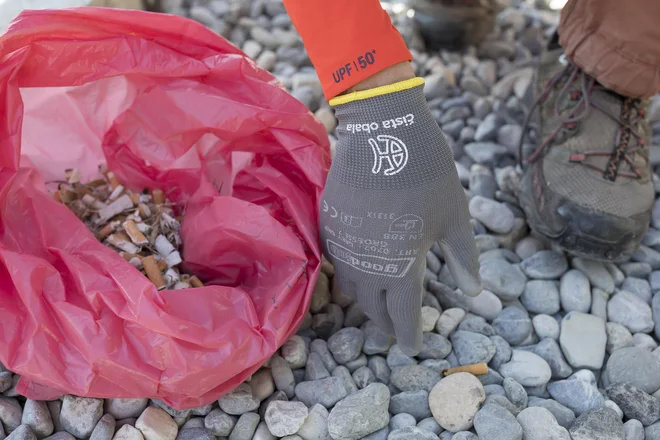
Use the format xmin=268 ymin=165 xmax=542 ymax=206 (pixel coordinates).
xmin=558 ymin=0 xmax=660 ymax=99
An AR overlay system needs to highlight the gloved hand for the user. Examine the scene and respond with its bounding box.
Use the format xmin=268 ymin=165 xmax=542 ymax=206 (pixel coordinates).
xmin=322 ymin=77 xmax=482 ymax=356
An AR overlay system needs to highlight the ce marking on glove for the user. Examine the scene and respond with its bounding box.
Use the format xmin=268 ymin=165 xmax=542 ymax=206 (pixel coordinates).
xmin=323 ymin=201 xmax=363 ymax=228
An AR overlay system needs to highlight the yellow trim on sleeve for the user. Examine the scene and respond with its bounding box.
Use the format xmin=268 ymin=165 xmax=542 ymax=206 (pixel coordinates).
xmin=329 ymin=77 xmax=425 ymax=106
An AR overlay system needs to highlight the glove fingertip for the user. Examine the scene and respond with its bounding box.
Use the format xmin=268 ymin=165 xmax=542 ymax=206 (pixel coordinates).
xmin=439 ymin=241 xmax=482 ymax=297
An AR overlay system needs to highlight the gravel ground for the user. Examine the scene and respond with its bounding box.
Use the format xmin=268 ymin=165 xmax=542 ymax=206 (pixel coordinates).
xmin=5 ymin=1 xmax=660 ymax=439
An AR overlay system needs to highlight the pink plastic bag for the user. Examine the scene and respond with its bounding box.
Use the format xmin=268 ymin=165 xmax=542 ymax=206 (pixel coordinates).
xmin=0 ymin=7 xmax=330 ymax=408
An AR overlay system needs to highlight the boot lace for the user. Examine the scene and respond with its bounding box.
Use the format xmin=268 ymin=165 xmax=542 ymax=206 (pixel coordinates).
xmin=518 ymin=61 xmax=646 ymax=181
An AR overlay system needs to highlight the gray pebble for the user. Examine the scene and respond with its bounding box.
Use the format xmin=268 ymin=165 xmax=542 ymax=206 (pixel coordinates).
xmin=352 ymin=366 xmax=376 ymax=389
xmin=606 ymin=323 xmax=635 ymax=354
xmin=485 ymin=385 xmax=506 ymax=396
xmin=271 ymin=355 xmax=296 ymax=398
xmin=389 ymin=391 xmax=432 ymax=421
xmin=652 ymin=271 xmax=660 ymax=292
xmin=363 ymin=321 xmax=395 ymax=355
xmin=333 ymin=366 xmax=359 ymax=396
xmin=344 ymin=304 xmax=368 ymax=328
xmin=60 ymin=396 xmax=103 ymax=439
xmin=633 ymin=245 xmax=660 ymax=269
xmin=305 ymin=352 xmax=330 ymax=381
xmin=389 ymin=426 xmax=440 ymax=439
xmin=504 ymin=378 xmax=528 ymax=410
xmin=534 ymin=339 xmax=573 ymax=379
xmin=608 ymin=291 xmax=654 ymax=333
xmin=368 ymin=356 xmax=391 ymax=385
xmin=422 ymin=307 xmax=442 ymax=333
xmin=475 ymin=234 xmax=500 ymax=253
xmin=480 ymin=369 xmax=505 ymax=386
xmin=485 ymin=394 xmax=521 ymax=416
xmin=469 ymin=196 xmax=514 ymax=234
xmin=181 ymin=417 xmax=204 ymax=430
xmin=521 ymin=280 xmax=560 ymax=314
xmin=516 ymin=407 xmax=570 ymax=440
xmin=493 ymin=307 xmax=532 ymax=346
xmin=607 ymin=383 xmax=660 ymax=426
xmin=547 ymin=378 xmax=605 ymax=416
xmin=436 ymin=309 xmax=467 ymax=338
xmin=390 ymin=365 xmax=441 ymax=393
xmin=480 ymin=260 xmax=526 ymax=301
xmin=500 ymin=350 xmax=552 ymax=387
xmin=634 ymin=332 xmax=658 ymax=351
xmin=457 ymin=315 xmax=495 ymax=336
xmin=624 ymin=419 xmax=645 ymax=440
xmin=474 ymin=115 xmax=499 ymax=142
xmin=572 ymin=259 xmax=615 ymax=294
xmin=647 ymin=422 xmax=660 ymax=440
xmin=474 ymin=404 xmax=523 ymax=440
xmin=606 ymin=263 xmax=627 ymax=286
xmin=532 ymin=314 xmax=560 ymax=340
xmin=43 ymin=433 xmax=76 ymax=440
xmin=489 ymin=335 xmax=513 ymax=371
xmin=527 ymin=397 xmax=576 ymax=429
xmin=204 ymin=409 xmax=236 ymax=436
xmin=362 ymin=426 xmax=389 ymax=440
xmin=520 ymin=251 xmax=567 ymax=280
xmin=560 ymin=311 xmax=606 ymax=369
xmin=419 ymin=333 xmax=453 ymax=360
xmin=604 ymin=400 xmax=624 ymax=420
xmin=465 ymin=290 xmax=502 ymax=321
xmin=592 ymin=287 xmax=609 ymax=321
xmin=569 ymin=407 xmax=625 ymax=440
xmin=265 ymin=401 xmax=307 ymax=438
xmin=515 ymin=237 xmax=545 ymax=260
xmin=296 ymin=403 xmax=329 ymax=440
xmin=389 ymin=413 xmax=416 ymax=431
xmin=6 ymin=425 xmax=36 ymax=440
xmin=104 ymin=399 xmax=149 ymax=420
xmin=295 ymin=377 xmax=348 ymax=408
xmin=469 ymin=166 xmax=497 ymax=200
xmin=327 ymin=383 xmax=390 ymax=440
xmin=21 ymin=400 xmax=53 ymax=439
xmin=429 ymin=373 xmax=485 ymax=432
xmin=328 ymin=328 xmax=365 ymax=365
xmin=89 ymin=414 xmax=114 ymax=440
xmin=259 ymin=391 xmax=287 ymax=420
xmin=417 ymin=418 xmax=441 ymax=435
xmin=622 ymin=277 xmax=652 ymax=304
xmin=450 ymin=331 xmax=497 ymax=365
xmin=252 ymin=422 xmax=276 ymax=440
xmin=560 ymin=270 xmax=592 ymax=313
xmin=452 ymin=432 xmax=478 ymax=440
xmin=386 ymin=345 xmax=417 ymax=370
xmin=345 ymin=353 xmax=368 ymax=373
xmin=229 ymin=412 xmax=260 ymax=440
xmin=497 ymin=124 xmax=523 ymax=152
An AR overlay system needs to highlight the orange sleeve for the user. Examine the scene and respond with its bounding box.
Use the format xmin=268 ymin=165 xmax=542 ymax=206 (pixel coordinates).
xmin=282 ymin=0 xmax=413 ymax=100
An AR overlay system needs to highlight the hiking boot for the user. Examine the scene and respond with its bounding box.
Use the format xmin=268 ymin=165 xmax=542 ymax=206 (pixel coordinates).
xmin=517 ymin=34 xmax=654 ymax=262
xmin=408 ymin=0 xmax=499 ymax=51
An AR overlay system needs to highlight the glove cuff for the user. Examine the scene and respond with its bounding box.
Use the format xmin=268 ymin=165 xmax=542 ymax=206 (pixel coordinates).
xmin=328 ymin=77 xmax=425 ymax=107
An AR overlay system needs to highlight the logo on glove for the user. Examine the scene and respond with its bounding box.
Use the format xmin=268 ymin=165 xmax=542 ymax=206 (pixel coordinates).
xmin=369 ymin=135 xmax=408 ymax=176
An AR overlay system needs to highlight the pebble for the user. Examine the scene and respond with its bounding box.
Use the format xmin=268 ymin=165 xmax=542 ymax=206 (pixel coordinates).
xmin=343 ymin=304 xmax=367 ymax=328
xmin=451 ymin=432 xmax=478 ymax=440
xmin=559 ymin=311 xmax=606 ymax=369
xmin=592 ymin=288 xmax=609 ymax=321
xmin=469 ymin=196 xmax=514 ymax=234
xmin=633 ymin=245 xmax=660 ymax=269
xmin=271 ymin=355 xmax=296 ymax=398
xmin=464 ymin=142 xmax=509 ymax=165
xmin=252 ymin=422 xmax=276 ymax=440
xmin=282 ymin=336 xmax=308 ymax=369
xmin=327 ymin=383 xmax=390 ymax=440
xmin=389 ymin=413 xmax=416 ymax=431
xmin=532 ymin=314 xmax=560 ymax=340
xmin=229 ymin=413 xmax=259 ymax=440
xmin=534 ymin=339 xmax=573 ymax=379
xmin=218 ymin=383 xmax=261 ymax=415
xmin=345 ymin=353 xmax=368 ymax=373
xmin=6 ymin=425 xmax=36 ymax=440
xmin=417 ymin=417 xmax=441 ymax=435
xmin=465 ymin=290 xmax=502 ymax=321
xmin=389 ymin=426 xmax=440 ymax=440
xmin=569 ymin=407 xmax=625 ymax=440
xmin=60 ymin=396 xmax=103 ymax=439
xmin=205 ymin=409 xmax=236 ymax=436
xmin=489 ymin=335 xmax=513 ymax=371
xmin=418 ymin=333 xmax=453 ymax=360
xmin=259 ymin=392 xmax=287 ymax=420
xmin=655 ymin=294 xmax=660 ymax=340
xmin=44 ymin=433 xmax=76 ymax=440
xmin=527 ymin=397 xmax=576 ymax=429
xmin=515 ymin=237 xmax=544 ymax=260
xmin=492 ymin=307 xmax=532 ymax=345
xmin=547 ymin=378 xmax=605 ymax=416
xmin=647 ymin=422 xmax=660 ymax=440
xmin=296 ymin=404 xmax=329 ymax=440
xmin=297 ymin=376 xmax=349 ymax=409
xmin=436 ymin=309 xmax=466 ymax=338
xmin=305 ymin=353 xmax=330 ymax=381
xmin=134 ymin=407 xmax=177 ymax=440
xmin=264 ymin=401 xmax=307 ymax=437
xmin=250 ymin=369 xmax=276 ymax=401
xmin=622 ymin=277 xmax=652 ymax=304
xmin=604 ymin=400 xmax=624 ymax=420
xmin=450 ymin=331 xmax=497 ymax=365
xmin=520 ymin=251 xmax=567 ymax=280
xmin=559 ymin=270 xmax=592 ymax=313
xmin=362 ymin=321 xmax=395 ymax=355
xmin=21 ymin=399 xmax=52 ymax=438
xmin=474 ymin=115 xmax=499 ymax=142
xmin=368 ymin=357 xmax=391 ymax=385
xmin=428 ymin=373 xmax=485 ymax=432
xmin=500 ymin=350 xmax=552 ymax=387
xmin=361 ymin=427 xmax=388 ymax=440
xmin=89 ymin=414 xmax=114 ymax=440
xmin=473 ymin=403 xmax=523 ymax=440
xmin=479 ymin=259 xmax=526 ymax=301
xmin=606 ymin=323 xmax=635 ymax=354
xmin=520 ymin=280 xmax=560 ymax=314
xmin=517 ymin=407 xmax=570 ymax=440
xmin=497 ymin=125 xmax=523 ymax=152
xmin=458 ymin=315 xmax=495 ymax=336
xmin=352 ymin=366 xmax=376 ymax=389
xmin=421 ymin=307 xmax=441 ymax=333
xmin=390 ymin=365 xmax=441 ymax=393
xmin=635 ymin=333 xmax=658 ymax=351
xmin=624 ymin=419 xmax=645 ymax=440
xmin=608 ymin=291 xmax=654 ymax=333
xmin=572 ymin=258 xmax=615 ymax=294
xmin=607 ymin=383 xmax=660 ymax=426
xmin=503 ymin=378 xmax=528 ymax=410
xmin=389 ymin=390 xmax=432 ymax=421
xmin=333 ymin=366 xmax=359 ymax=396
xmin=104 ymin=400 xmax=149 ymax=420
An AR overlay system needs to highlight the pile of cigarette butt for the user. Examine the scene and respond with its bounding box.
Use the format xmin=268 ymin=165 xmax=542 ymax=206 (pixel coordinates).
xmin=52 ymin=165 xmax=203 ymax=291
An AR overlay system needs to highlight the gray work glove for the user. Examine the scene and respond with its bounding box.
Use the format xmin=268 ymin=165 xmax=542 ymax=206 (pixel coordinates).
xmin=322 ymin=78 xmax=482 ymax=356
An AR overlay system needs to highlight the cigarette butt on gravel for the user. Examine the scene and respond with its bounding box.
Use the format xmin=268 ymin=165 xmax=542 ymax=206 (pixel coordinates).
xmin=442 ymin=363 xmax=489 ymax=377
xmin=142 ymin=256 xmax=166 ymax=290
xmin=123 ymin=220 xmax=149 ymax=245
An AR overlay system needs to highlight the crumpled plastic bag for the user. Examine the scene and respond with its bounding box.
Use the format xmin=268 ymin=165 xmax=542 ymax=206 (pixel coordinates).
xmin=0 ymin=7 xmax=330 ymax=409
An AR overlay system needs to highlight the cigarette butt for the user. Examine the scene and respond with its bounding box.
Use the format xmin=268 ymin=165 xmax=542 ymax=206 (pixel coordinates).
xmin=106 ymin=233 xmax=139 ymax=254
xmin=96 ymin=222 xmax=117 ymax=241
xmin=97 ymin=194 xmax=134 ymax=223
xmin=109 ymin=185 xmax=124 ymax=200
xmin=165 ymin=250 xmax=182 ymax=267
xmin=190 ymin=276 xmax=204 ymax=288
xmin=123 ymin=220 xmax=149 ymax=245
xmin=157 ymin=259 xmax=168 ymax=271
xmin=155 ymin=235 xmax=175 ymax=257
xmin=152 ymin=189 xmax=165 ymax=205
xmin=138 ymin=203 xmax=151 ymax=218
xmin=442 ymin=363 xmax=489 ymax=377
xmin=127 ymin=257 xmax=142 ymax=269
xmin=68 ymin=168 xmax=82 ymax=184
xmin=107 ymin=171 xmax=121 ymax=189
xmin=142 ymin=256 xmax=166 ymax=290
xmin=164 ymin=268 xmax=179 ymax=285
xmin=86 ymin=178 xmax=107 ymax=188
xmin=58 ymin=188 xmax=77 ymax=203
xmin=121 ymin=252 xmax=141 ymax=261
xmin=53 ymin=191 xmax=62 ymax=203
xmin=129 ymin=193 xmax=140 ymax=205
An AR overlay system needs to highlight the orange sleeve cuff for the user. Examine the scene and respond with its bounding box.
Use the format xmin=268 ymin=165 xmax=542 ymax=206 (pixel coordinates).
xmin=282 ymin=0 xmax=413 ymax=101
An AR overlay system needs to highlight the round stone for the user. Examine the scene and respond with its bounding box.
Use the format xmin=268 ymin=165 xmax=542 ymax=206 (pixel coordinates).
xmin=429 ymin=372 xmax=486 ymax=433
